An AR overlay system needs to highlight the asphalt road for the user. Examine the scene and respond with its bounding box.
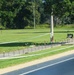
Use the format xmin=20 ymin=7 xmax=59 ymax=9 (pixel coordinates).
xmin=2 ymin=54 xmax=74 ymax=75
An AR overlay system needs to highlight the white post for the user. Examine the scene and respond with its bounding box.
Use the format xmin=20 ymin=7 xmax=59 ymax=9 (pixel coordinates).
xmin=50 ymin=13 xmax=54 ymax=43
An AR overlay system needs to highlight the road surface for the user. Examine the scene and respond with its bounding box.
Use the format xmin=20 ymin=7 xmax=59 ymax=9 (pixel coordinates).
xmin=2 ymin=54 xmax=74 ymax=75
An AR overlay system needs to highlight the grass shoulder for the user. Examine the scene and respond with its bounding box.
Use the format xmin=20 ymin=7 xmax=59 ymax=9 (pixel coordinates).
xmin=0 ymin=45 xmax=74 ymax=69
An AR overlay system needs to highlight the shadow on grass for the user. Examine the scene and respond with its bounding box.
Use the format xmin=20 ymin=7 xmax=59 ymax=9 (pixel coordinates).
xmin=16 ymin=31 xmax=74 ymax=34
xmin=55 ymin=30 xmax=74 ymax=33
xmin=0 ymin=42 xmax=51 ymax=47
xmin=0 ymin=41 xmax=65 ymax=47
xmin=15 ymin=32 xmax=49 ymax=34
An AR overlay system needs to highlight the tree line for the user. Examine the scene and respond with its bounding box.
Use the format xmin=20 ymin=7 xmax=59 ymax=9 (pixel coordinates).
xmin=0 ymin=0 xmax=74 ymax=29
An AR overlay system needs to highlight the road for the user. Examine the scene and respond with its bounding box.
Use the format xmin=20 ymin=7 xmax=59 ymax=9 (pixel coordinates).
xmin=2 ymin=54 xmax=74 ymax=75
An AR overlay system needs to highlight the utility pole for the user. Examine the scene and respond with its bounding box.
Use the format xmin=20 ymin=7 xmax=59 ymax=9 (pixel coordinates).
xmin=33 ymin=0 xmax=36 ymax=29
xmin=50 ymin=11 xmax=54 ymax=43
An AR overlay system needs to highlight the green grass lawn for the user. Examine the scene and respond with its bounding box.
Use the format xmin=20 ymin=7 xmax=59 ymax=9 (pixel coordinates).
xmin=0 ymin=45 xmax=74 ymax=69
xmin=0 ymin=25 xmax=74 ymax=68
xmin=0 ymin=27 xmax=74 ymax=53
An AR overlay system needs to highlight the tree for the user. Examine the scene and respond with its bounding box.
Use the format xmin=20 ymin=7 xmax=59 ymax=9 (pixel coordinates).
xmin=25 ymin=0 xmax=41 ymax=28
xmin=0 ymin=0 xmax=41 ymax=29
xmin=0 ymin=0 xmax=23 ymax=28
xmin=44 ymin=0 xmax=55 ymax=42
xmin=44 ymin=0 xmax=74 ymax=42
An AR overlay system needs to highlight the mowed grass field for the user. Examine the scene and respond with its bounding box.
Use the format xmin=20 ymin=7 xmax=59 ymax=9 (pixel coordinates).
xmin=0 ymin=26 xmax=74 ymax=53
xmin=0 ymin=25 xmax=74 ymax=69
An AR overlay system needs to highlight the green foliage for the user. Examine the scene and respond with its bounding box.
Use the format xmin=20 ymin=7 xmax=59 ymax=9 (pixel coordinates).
xmin=0 ymin=0 xmax=41 ymax=29
xmin=44 ymin=0 xmax=74 ymax=24
xmin=0 ymin=0 xmax=74 ymax=29
xmin=35 ymin=24 xmax=49 ymax=28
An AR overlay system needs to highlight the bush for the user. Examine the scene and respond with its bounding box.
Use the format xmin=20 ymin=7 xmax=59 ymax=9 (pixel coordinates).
xmin=0 ymin=25 xmax=5 ymax=30
xmin=36 ymin=24 xmax=49 ymax=29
